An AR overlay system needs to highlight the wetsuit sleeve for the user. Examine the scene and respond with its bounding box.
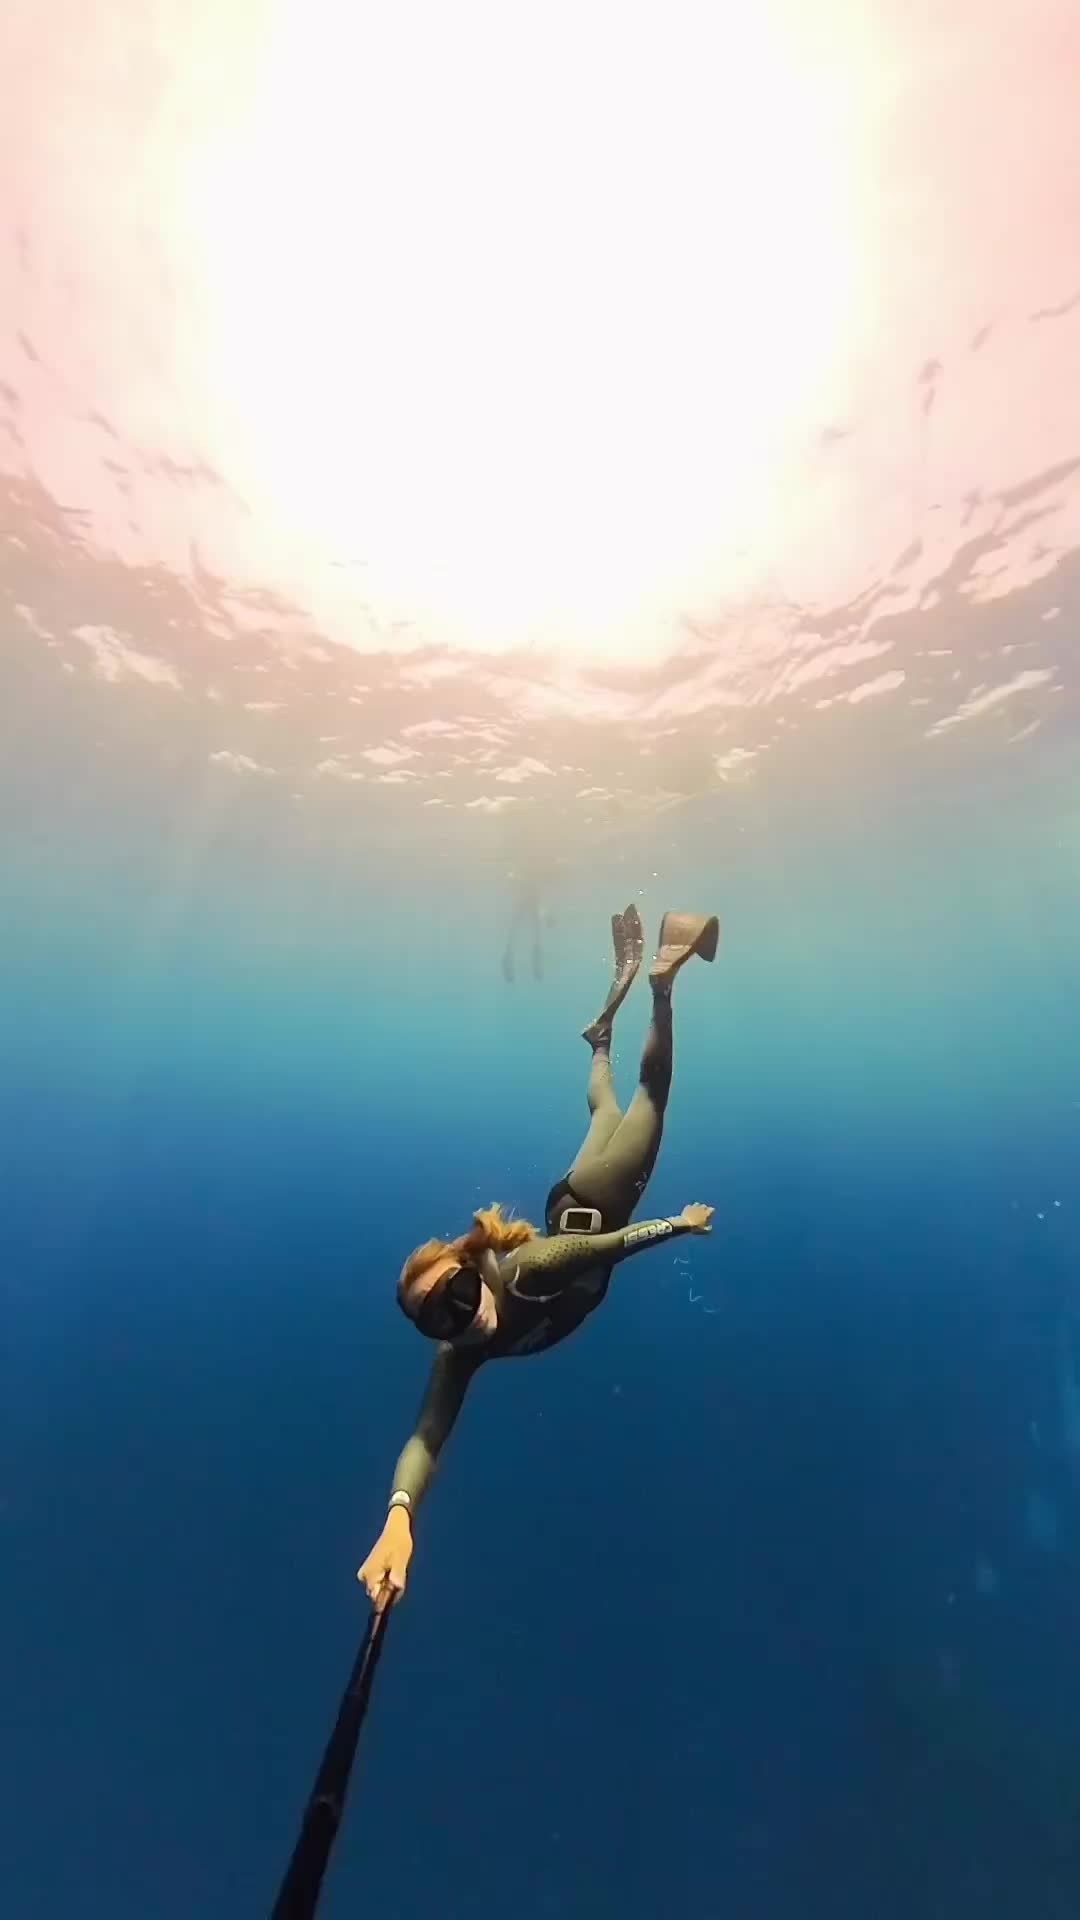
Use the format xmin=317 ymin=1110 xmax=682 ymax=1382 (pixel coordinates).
xmin=388 ymin=1343 xmax=481 ymax=1517
xmin=508 ymin=1217 xmax=692 ymax=1296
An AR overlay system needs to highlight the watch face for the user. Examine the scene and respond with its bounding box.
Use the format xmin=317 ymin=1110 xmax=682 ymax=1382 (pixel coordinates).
xmin=561 ymin=1206 xmax=601 ymax=1233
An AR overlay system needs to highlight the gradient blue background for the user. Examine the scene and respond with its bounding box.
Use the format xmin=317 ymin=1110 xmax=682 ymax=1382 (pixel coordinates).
xmin=4 ymin=742 xmax=1080 ymax=1918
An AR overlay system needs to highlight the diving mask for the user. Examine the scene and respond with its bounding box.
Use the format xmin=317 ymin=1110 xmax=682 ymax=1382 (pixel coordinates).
xmin=416 ymin=1259 xmax=483 ymax=1341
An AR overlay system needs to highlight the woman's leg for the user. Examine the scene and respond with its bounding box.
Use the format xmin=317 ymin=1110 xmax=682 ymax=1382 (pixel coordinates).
xmin=568 ymin=981 xmax=673 ymax=1226
xmin=570 ymin=1037 xmax=625 ymax=1166
xmin=543 ymin=908 xmax=641 ymax=1225
xmin=568 ymin=911 xmax=719 ymax=1226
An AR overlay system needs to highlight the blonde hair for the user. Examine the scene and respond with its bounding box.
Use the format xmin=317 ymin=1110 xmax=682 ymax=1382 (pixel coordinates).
xmin=466 ymin=1203 xmax=538 ymax=1254
xmin=397 ymin=1202 xmax=538 ymax=1315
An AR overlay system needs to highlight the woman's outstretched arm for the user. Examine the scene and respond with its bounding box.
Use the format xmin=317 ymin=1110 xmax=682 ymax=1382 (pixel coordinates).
xmin=507 ymin=1202 xmax=713 ymax=1299
xmin=357 ymin=1344 xmax=481 ymax=1609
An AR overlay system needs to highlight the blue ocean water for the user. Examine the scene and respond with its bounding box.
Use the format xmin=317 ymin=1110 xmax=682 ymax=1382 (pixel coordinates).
xmin=4 ymin=575 xmax=1080 ymax=1920
xmin=4 ymin=0 xmax=1080 ymax=1896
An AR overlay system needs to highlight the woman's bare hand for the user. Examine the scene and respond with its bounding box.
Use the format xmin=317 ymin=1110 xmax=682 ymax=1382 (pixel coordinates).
xmin=676 ymin=1202 xmax=714 ymax=1234
xmin=357 ymin=1508 xmax=413 ymax=1611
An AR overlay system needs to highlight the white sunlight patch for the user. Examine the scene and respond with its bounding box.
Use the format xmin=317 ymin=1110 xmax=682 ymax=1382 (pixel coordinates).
xmin=187 ymin=0 xmax=863 ymax=659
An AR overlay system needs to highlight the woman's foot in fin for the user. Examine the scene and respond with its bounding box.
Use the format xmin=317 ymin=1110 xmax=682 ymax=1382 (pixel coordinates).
xmin=582 ymin=903 xmax=644 ymax=1045
xmin=649 ymin=911 xmax=720 ymax=985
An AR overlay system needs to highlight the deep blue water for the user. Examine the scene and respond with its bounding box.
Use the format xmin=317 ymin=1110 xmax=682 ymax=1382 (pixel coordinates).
xmin=5 ymin=745 xmax=1080 ymax=1919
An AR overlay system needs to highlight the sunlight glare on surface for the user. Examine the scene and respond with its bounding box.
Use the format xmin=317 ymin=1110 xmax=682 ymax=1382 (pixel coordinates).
xmin=189 ymin=0 xmax=864 ymax=658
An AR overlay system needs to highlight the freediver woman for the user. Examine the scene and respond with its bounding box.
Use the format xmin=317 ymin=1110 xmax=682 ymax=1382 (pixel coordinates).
xmin=357 ymin=906 xmax=719 ymax=1609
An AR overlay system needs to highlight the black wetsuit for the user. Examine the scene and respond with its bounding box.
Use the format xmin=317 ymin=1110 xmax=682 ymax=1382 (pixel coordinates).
xmin=389 ymin=981 xmax=691 ymax=1512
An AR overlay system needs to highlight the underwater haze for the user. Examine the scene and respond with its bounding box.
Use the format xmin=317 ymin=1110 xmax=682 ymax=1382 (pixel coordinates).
xmin=4 ymin=3 xmax=1080 ymax=1917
